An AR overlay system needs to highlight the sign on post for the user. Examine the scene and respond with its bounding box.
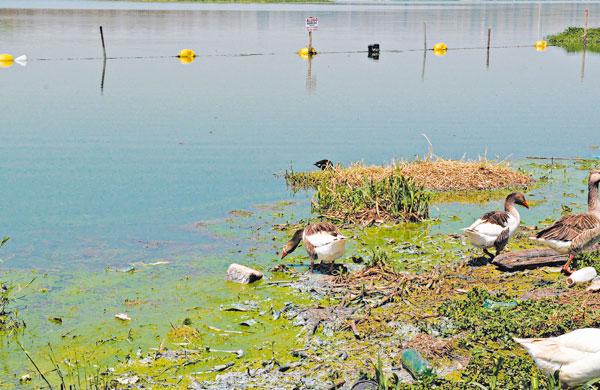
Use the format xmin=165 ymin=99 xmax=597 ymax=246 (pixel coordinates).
xmin=305 ymin=16 xmax=318 ymax=32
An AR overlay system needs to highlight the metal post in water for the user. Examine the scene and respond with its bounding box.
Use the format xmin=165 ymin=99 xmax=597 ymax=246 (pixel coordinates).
xmin=100 ymin=26 xmax=107 ymax=59
xmin=423 ymin=22 xmax=427 ymax=50
xmin=486 ymin=28 xmax=491 ymax=68
xmin=308 ymin=30 xmax=313 ymax=51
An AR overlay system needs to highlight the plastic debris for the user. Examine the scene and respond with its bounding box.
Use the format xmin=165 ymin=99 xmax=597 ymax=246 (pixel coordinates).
xmin=567 ymin=267 xmax=597 ymax=287
xmin=401 ymin=348 xmax=434 ymax=379
xmin=483 ymin=299 xmax=518 ymax=310
xmin=115 ymin=313 xmax=132 ymax=321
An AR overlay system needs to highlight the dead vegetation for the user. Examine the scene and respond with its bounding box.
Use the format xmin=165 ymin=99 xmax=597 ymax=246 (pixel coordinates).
xmin=285 ymin=159 xmax=533 ymax=193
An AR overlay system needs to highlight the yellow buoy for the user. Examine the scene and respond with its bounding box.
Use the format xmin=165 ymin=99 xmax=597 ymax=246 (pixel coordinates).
xmin=178 ymin=49 xmax=196 ymax=58
xmin=535 ymin=40 xmax=548 ymax=51
xmin=0 ymin=53 xmax=14 ymax=68
xmin=297 ymin=47 xmax=317 ymax=58
xmin=433 ymin=42 xmax=447 ymax=52
xmin=179 ymin=56 xmax=195 ymax=65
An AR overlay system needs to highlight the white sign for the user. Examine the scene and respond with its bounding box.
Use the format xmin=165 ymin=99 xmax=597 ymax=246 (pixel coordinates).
xmin=305 ymin=16 xmax=318 ymax=32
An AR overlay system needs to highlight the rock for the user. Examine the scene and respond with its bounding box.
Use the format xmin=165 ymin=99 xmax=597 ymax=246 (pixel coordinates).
xmin=226 ymin=263 xmax=263 ymax=284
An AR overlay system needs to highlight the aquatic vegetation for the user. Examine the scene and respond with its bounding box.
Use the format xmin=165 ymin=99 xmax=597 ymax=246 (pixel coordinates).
xmin=548 ymin=26 xmax=600 ymax=53
xmin=313 ymin=170 xmax=431 ymax=224
xmin=0 ymin=237 xmax=23 ymax=334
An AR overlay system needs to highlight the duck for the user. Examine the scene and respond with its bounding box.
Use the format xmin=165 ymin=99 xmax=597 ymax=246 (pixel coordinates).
xmin=530 ymin=170 xmax=600 ymax=274
xmin=280 ymin=222 xmax=346 ymax=273
xmin=514 ymin=328 xmax=600 ymax=388
xmin=463 ymin=192 xmax=529 ymax=260
xmin=314 ymin=159 xmax=334 ymax=170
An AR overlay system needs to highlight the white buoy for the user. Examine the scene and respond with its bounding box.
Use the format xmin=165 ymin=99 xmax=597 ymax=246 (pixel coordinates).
xmin=14 ymin=55 xmax=27 ymax=67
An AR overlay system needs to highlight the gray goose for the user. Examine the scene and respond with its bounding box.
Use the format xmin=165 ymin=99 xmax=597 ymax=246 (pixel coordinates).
xmin=281 ymin=222 xmax=346 ymax=272
xmin=531 ymin=170 xmax=600 ymax=274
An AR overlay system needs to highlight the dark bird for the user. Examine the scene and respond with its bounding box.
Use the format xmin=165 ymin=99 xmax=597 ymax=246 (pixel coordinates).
xmin=314 ymin=159 xmax=334 ymax=170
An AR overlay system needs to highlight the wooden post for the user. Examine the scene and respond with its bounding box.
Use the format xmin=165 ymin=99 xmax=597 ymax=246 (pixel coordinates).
xmin=583 ymin=9 xmax=589 ymax=47
xmin=99 ymin=26 xmax=107 ymax=59
xmin=423 ymin=22 xmax=427 ymax=50
xmin=308 ymin=30 xmax=313 ymax=51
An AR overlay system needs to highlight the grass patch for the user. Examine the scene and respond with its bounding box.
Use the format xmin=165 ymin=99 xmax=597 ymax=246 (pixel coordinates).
xmin=548 ymin=26 xmax=600 ymax=53
xmin=285 ymin=159 xmax=532 ymax=225
xmin=312 ymin=169 xmax=431 ymax=224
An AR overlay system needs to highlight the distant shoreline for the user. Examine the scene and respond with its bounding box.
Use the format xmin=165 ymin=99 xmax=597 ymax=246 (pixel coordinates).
xmin=126 ymin=0 xmax=332 ymax=3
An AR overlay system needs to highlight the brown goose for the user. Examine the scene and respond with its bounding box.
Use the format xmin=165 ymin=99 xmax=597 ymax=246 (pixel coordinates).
xmin=463 ymin=193 xmax=529 ymax=259
xmin=531 ymin=170 xmax=600 ymax=274
xmin=280 ymin=222 xmax=346 ymax=272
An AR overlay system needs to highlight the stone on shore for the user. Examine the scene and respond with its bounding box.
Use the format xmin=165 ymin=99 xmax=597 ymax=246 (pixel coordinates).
xmin=226 ymin=263 xmax=263 ymax=284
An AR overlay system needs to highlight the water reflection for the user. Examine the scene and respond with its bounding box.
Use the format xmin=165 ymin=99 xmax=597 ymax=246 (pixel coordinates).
xmin=305 ymin=55 xmax=316 ymax=93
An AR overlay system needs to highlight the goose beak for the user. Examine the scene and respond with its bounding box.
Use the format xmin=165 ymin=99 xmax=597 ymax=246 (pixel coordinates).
xmin=280 ymin=250 xmax=287 ymax=259
xmin=523 ymin=201 xmax=530 ymax=209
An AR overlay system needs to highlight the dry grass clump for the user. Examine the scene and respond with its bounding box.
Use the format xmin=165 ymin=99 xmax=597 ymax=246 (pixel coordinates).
xmin=285 ymin=158 xmax=532 ymax=192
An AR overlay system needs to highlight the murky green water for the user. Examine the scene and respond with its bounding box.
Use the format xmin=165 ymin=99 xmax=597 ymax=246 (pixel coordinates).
xmin=1 ymin=0 xmax=600 ymax=385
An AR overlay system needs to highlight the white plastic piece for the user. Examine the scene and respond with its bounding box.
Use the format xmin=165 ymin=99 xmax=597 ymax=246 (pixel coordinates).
xmin=567 ymin=267 xmax=598 ymax=287
xmin=14 ymin=55 xmax=27 ymax=67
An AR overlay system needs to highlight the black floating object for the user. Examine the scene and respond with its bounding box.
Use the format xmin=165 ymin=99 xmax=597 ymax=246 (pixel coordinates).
xmin=368 ymin=44 xmax=380 ymax=59
xmin=314 ymin=159 xmax=334 ymax=170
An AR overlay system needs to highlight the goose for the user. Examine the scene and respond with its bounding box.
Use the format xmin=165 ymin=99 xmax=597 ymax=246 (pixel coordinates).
xmin=463 ymin=192 xmax=529 ymax=260
xmin=530 ymin=170 xmax=600 ymax=274
xmin=514 ymin=328 xmax=600 ymax=388
xmin=280 ymin=222 xmax=346 ymax=273
xmin=314 ymin=159 xmax=334 ymax=170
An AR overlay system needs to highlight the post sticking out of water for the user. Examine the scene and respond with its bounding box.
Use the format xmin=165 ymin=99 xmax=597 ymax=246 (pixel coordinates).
xmin=486 ymin=28 xmax=491 ymax=68
xmin=423 ymin=22 xmax=427 ymax=50
xmin=583 ymin=9 xmax=589 ymax=47
xmin=308 ymin=30 xmax=313 ymax=51
xmin=100 ymin=26 xmax=107 ymax=59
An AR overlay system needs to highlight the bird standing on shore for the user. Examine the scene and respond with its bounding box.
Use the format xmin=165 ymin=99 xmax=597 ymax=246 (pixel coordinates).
xmin=280 ymin=222 xmax=346 ymax=273
xmin=530 ymin=170 xmax=600 ymax=274
xmin=463 ymin=192 xmax=529 ymax=260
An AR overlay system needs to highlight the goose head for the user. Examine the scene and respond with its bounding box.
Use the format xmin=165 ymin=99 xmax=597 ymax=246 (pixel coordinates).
xmin=589 ymin=170 xmax=600 ymax=186
xmin=281 ymin=229 xmax=304 ymax=259
xmin=506 ymin=192 xmax=529 ymax=209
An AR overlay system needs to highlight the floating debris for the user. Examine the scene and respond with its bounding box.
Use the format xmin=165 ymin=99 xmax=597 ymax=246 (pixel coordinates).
xmin=220 ymin=302 xmax=258 ymax=312
xmin=115 ymin=313 xmax=132 ymax=321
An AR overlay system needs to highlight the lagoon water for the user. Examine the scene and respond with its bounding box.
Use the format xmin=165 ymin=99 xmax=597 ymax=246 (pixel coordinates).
xmin=1 ymin=0 xmax=600 ymax=382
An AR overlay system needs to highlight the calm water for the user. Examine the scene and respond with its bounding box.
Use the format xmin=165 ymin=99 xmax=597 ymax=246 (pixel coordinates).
xmin=1 ymin=0 xmax=600 ymax=382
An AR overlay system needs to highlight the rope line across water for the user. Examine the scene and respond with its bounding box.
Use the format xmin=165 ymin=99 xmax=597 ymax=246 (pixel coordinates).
xmin=28 ymin=43 xmax=551 ymax=62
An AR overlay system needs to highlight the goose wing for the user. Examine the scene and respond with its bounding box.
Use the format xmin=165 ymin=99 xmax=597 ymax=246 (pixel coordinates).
xmin=465 ymin=211 xmax=509 ymax=236
xmin=304 ymin=222 xmax=346 ymax=248
xmin=536 ymin=214 xmax=600 ymax=242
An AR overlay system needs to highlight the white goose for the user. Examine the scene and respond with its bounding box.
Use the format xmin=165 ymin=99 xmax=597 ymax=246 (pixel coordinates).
xmin=515 ymin=328 xmax=600 ymax=388
xmin=463 ymin=192 xmax=529 ymax=259
xmin=531 ymin=170 xmax=600 ymax=274
xmin=280 ymin=222 xmax=346 ymax=273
